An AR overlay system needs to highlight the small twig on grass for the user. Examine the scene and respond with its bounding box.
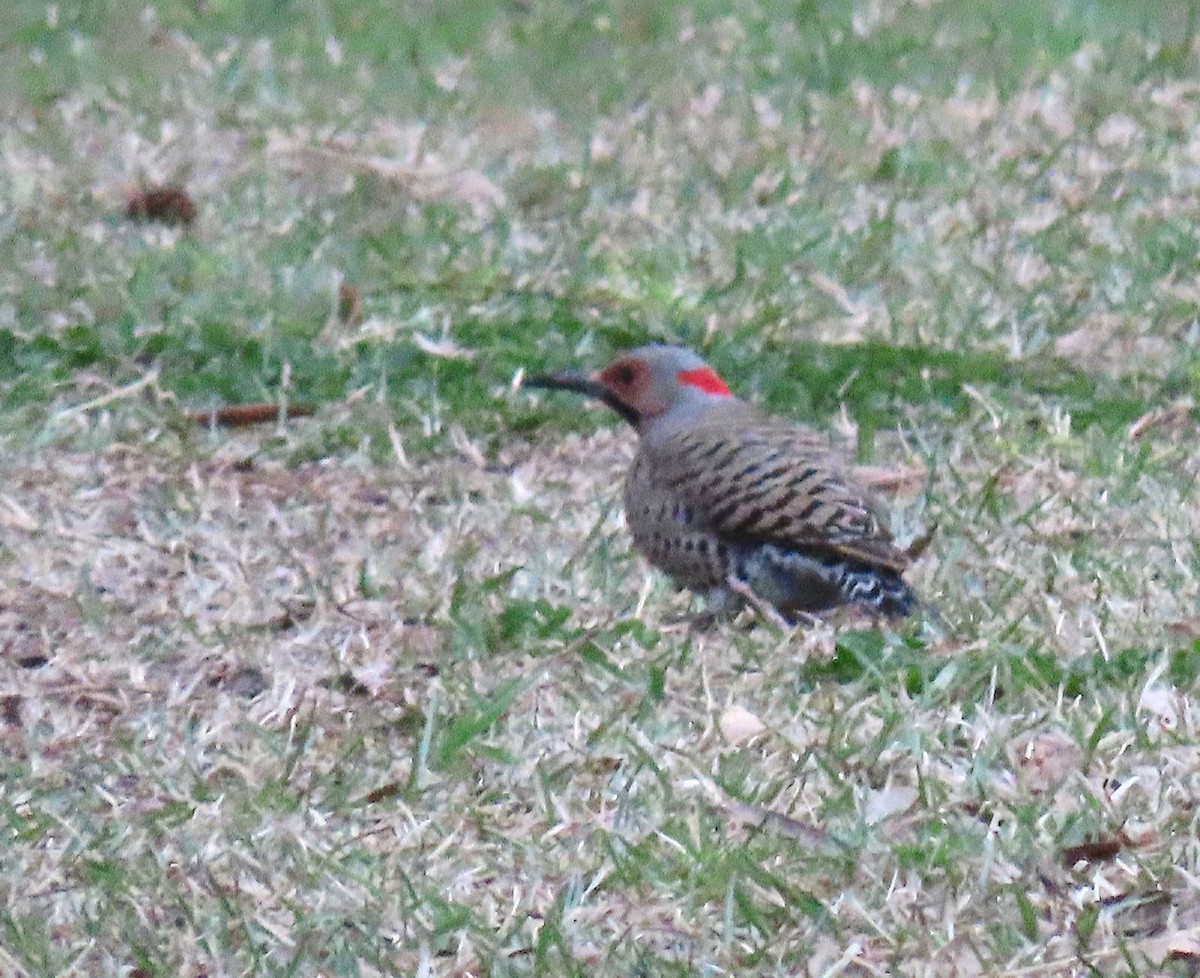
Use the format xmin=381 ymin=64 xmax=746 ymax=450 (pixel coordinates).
xmin=49 ymin=370 xmax=161 ymax=425
xmin=991 ymin=924 xmax=1200 ymax=977
xmin=675 ymin=753 xmax=837 ymax=852
xmin=720 ymin=799 xmax=834 ymax=850
xmin=185 ymin=402 xmax=317 ymax=428
xmin=1127 ymin=397 xmax=1195 ymax=441
xmin=904 ymin=522 xmax=939 ymax=561
xmin=853 ymin=462 xmax=928 ymax=493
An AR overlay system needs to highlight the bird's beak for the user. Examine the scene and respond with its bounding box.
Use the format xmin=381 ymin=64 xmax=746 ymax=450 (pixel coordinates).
xmin=524 ymin=369 xmax=608 ymax=400
xmin=524 ymin=369 xmax=641 ymax=427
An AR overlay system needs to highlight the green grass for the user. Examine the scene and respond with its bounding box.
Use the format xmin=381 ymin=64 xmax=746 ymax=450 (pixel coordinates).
xmin=3 ymin=0 xmax=1200 ymax=976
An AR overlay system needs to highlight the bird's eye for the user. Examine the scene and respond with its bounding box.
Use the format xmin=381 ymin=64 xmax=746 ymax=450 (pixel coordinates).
xmin=614 ymin=364 xmax=637 ymax=385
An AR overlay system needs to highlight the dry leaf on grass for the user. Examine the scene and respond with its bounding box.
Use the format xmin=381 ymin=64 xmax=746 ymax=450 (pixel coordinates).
xmin=125 ymin=184 xmax=197 ymax=225
xmin=1166 ymin=618 xmax=1200 ymax=639
xmin=1165 ymin=928 xmax=1200 ymax=961
xmin=719 ymin=704 xmax=765 ymax=744
xmin=268 ymin=136 xmax=505 ymax=218
xmin=338 ymin=282 xmax=364 ymax=325
xmin=413 ymin=333 xmax=477 ymax=360
xmin=1060 ymin=834 xmax=1125 ymax=867
xmin=0 ymin=694 xmax=22 ymax=727
xmin=1138 ymin=682 xmax=1183 ymax=733
xmin=1007 ymin=729 xmax=1081 ymax=792
xmin=209 ymin=664 xmax=270 ymax=699
xmin=0 ymin=495 xmax=39 ymax=531
xmin=1096 ymin=889 xmax=1173 ymax=940
xmin=864 ymin=783 xmax=919 ymax=824
xmin=1055 ymin=320 xmax=1180 ymax=376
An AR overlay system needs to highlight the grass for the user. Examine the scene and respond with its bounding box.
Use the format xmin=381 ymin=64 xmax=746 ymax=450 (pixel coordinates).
xmin=3 ymin=0 xmax=1200 ymax=975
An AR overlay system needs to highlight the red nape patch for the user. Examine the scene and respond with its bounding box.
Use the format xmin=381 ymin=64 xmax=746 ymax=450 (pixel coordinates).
xmin=677 ymin=367 xmax=733 ymax=397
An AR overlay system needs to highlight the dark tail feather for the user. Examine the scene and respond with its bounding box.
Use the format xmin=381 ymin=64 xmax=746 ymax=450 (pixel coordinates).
xmin=736 ymin=544 xmax=919 ymax=618
xmin=838 ymin=565 xmax=918 ymax=618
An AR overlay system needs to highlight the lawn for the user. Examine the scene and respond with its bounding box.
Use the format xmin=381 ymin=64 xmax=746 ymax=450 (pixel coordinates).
xmin=2 ymin=0 xmax=1200 ymax=975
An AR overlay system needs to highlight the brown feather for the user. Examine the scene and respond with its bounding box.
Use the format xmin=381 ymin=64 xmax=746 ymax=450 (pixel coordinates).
xmin=531 ymin=343 xmax=921 ymax=617
xmin=629 ymin=414 xmax=910 ymax=585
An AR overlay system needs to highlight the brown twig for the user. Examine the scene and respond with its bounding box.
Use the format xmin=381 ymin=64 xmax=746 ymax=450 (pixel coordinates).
xmin=186 ymin=403 xmax=317 ymax=427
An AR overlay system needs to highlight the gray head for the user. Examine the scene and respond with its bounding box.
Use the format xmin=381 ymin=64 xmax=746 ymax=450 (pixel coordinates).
xmin=526 ymin=344 xmax=737 ymax=430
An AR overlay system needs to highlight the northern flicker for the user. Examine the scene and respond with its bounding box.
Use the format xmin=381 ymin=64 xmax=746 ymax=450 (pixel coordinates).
xmin=526 ymin=345 xmax=919 ymax=619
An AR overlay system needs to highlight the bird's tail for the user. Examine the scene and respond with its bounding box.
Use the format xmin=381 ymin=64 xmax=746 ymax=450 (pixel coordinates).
xmin=736 ymin=544 xmax=918 ymax=618
xmin=837 ymin=564 xmax=918 ymax=618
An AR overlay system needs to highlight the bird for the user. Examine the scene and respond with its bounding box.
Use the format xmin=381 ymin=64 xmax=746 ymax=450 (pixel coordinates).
xmin=525 ymin=344 xmax=920 ymax=621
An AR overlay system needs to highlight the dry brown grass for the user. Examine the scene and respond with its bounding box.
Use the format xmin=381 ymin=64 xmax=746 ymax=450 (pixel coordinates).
xmin=5 ymin=1 xmax=1200 ymax=975
xmin=3 ymin=408 xmax=1199 ymax=975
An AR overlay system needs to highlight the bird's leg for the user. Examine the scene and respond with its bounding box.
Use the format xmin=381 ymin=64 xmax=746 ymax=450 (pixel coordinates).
xmin=675 ymin=586 xmax=740 ymax=632
xmin=723 ymin=576 xmax=797 ymax=631
xmin=661 ymin=587 xmax=751 ymax=632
